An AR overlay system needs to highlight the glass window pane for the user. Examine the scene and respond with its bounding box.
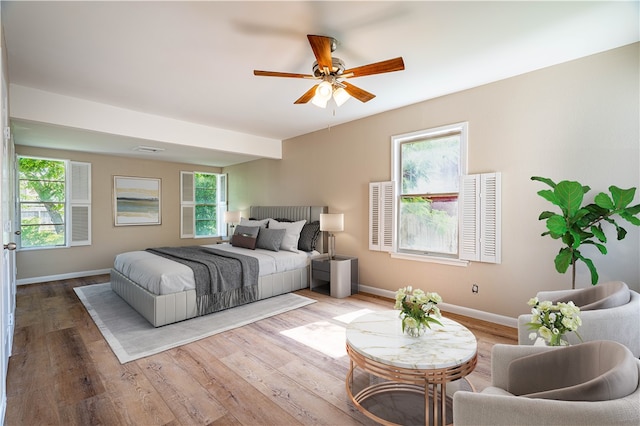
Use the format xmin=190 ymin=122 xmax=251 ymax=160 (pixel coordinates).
xmin=19 ymin=180 xmax=65 ymax=202
xmin=401 ymin=134 xmax=460 ymax=195
xmin=20 ymin=203 xmax=65 ymax=225
xmin=399 ymin=197 xmax=458 ymax=255
xmin=20 ymin=223 xmax=65 ymax=248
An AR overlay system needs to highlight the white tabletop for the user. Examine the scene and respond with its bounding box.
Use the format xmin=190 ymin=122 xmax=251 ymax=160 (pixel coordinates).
xmin=346 ymin=310 xmax=477 ymax=370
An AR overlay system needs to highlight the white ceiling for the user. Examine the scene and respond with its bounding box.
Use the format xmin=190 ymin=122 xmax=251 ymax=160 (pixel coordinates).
xmin=3 ymin=1 xmax=639 ymax=167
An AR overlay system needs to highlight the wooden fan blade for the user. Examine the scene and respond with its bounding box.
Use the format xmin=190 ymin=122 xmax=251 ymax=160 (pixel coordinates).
xmin=254 ymin=70 xmax=313 ymax=78
xmin=342 ymin=81 xmax=376 ymax=103
xmin=294 ymin=85 xmax=318 ymax=104
xmin=307 ymin=34 xmax=333 ymax=71
xmin=343 ymin=57 xmax=405 ymax=78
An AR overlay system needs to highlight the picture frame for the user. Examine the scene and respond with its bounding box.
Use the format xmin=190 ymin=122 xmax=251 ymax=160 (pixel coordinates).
xmin=113 ymin=176 xmax=161 ymax=226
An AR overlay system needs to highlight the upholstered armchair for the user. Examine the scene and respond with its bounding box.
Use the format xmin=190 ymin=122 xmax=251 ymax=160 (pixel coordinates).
xmin=453 ymin=341 xmax=640 ymax=426
xmin=517 ymin=281 xmax=640 ymax=357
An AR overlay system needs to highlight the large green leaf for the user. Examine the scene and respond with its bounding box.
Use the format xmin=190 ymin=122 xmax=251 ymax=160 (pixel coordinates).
xmin=576 ymin=252 xmax=599 ymax=285
xmin=546 ymin=214 xmax=567 ymax=235
xmin=555 ymin=181 xmax=584 ymax=217
xmin=537 ymin=189 xmax=560 ymax=207
xmin=594 ymin=192 xmax=614 ymax=209
xmin=609 ymin=186 xmax=636 ymax=209
xmin=554 ymin=247 xmax=573 ymax=273
xmin=590 ymin=224 xmax=607 ymax=243
xmin=531 ymin=176 xmax=556 ymax=188
xmin=619 ymin=211 xmax=640 ymax=226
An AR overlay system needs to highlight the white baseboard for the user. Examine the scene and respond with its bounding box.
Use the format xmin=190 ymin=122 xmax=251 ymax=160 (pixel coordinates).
xmin=17 ymin=268 xmax=111 ymax=286
xmin=358 ymin=284 xmax=518 ymax=329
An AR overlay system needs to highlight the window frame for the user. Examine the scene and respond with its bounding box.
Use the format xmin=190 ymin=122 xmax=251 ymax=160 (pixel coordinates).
xmin=180 ymin=171 xmax=227 ymax=239
xmin=391 ymin=122 xmax=468 ymax=264
xmin=17 ymin=155 xmax=91 ymax=250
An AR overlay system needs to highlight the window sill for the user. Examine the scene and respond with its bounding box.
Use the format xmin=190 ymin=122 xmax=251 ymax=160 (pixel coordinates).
xmin=390 ymin=252 xmax=469 ymax=267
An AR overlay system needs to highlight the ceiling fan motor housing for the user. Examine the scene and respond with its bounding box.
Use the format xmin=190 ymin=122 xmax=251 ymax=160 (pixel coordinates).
xmin=312 ymin=57 xmax=346 ymax=78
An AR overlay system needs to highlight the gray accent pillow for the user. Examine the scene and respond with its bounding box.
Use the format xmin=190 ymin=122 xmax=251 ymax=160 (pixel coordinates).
xmin=256 ymin=228 xmax=286 ymax=252
xmin=298 ymin=221 xmax=321 ymax=252
xmin=233 ymin=225 xmax=260 ymax=237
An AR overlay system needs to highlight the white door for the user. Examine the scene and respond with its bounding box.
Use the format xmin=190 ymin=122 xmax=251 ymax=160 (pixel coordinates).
xmin=0 ymin=31 xmax=17 ymax=422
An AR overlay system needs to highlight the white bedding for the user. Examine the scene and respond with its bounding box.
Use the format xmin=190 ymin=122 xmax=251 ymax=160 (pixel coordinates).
xmin=113 ymin=243 xmax=315 ymax=295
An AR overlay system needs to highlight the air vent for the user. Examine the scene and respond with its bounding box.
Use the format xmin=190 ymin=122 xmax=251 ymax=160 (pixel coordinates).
xmin=134 ymin=145 xmax=165 ymax=153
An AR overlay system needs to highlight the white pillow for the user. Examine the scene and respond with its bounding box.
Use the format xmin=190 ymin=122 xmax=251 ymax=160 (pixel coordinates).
xmin=239 ymin=217 xmax=270 ymax=228
xmin=268 ymin=219 xmax=307 ymax=252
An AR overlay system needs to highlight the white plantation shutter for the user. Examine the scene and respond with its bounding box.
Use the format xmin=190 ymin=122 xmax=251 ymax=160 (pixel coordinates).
xmin=480 ymin=173 xmax=501 ymax=263
xmin=459 ymin=172 xmax=501 ymax=263
xmin=69 ymin=161 xmax=91 ymax=246
xmin=459 ymin=175 xmax=480 ymax=261
xmin=369 ymin=181 xmax=395 ymax=252
xmin=180 ymin=171 xmax=195 ymax=238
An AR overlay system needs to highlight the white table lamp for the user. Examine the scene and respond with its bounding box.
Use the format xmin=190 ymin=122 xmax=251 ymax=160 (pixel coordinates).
xmin=224 ymin=210 xmax=241 ymax=234
xmin=320 ymin=213 xmax=344 ymax=260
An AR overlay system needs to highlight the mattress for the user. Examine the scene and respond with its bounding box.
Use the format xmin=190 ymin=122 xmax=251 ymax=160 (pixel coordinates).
xmin=113 ymin=243 xmax=315 ymax=295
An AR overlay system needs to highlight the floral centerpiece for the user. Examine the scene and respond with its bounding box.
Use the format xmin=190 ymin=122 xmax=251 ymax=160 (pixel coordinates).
xmin=394 ymin=286 xmax=443 ymax=337
xmin=526 ymin=297 xmax=583 ymax=346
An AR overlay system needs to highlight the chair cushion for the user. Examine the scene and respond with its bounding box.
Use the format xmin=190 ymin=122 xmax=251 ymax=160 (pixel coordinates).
xmin=552 ymin=281 xmax=630 ymax=311
xmin=507 ymin=341 xmax=638 ymax=401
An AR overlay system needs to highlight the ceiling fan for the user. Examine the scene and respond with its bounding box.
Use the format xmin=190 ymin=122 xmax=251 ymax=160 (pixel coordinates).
xmin=253 ymin=34 xmax=405 ymax=108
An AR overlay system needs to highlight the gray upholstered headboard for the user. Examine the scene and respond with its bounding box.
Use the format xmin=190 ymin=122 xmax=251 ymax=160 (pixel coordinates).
xmin=249 ymin=206 xmax=328 ymax=253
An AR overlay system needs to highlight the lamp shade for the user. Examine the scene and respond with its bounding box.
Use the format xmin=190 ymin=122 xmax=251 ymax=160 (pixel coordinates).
xmin=320 ymin=213 xmax=344 ymax=232
xmin=224 ymin=210 xmax=241 ymax=224
xmin=332 ymin=87 xmax=350 ymax=106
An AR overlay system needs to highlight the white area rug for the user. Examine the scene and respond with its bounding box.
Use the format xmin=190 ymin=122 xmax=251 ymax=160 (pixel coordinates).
xmin=74 ymin=283 xmax=316 ymax=363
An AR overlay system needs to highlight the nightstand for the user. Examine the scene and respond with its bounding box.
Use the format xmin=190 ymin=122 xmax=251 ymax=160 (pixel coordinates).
xmin=311 ymin=255 xmax=358 ymax=298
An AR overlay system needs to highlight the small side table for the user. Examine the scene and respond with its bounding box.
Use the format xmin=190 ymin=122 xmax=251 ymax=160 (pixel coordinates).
xmin=311 ymin=255 xmax=358 ymax=298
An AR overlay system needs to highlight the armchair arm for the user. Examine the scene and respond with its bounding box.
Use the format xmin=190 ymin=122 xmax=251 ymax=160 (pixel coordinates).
xmin=453 ymin=389 xmax=640 ymax=426
xmin=490 ymin=344 xmax=559 ymax=389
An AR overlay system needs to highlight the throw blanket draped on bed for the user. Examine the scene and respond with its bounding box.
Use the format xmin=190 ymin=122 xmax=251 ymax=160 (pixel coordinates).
xmin=146 ymin=246 xmax=259 ymax=316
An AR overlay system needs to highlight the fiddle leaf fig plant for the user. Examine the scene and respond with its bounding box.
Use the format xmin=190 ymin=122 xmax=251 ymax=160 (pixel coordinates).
xmin=532 ymin=176 xmax=640 ymax=289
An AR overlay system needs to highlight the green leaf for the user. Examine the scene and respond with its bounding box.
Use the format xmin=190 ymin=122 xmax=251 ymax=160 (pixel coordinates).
xmin=625 ymin=203 xmax=640 ymax=215
xmin=576 ymin=253 xmax=599 ymax=284
xmin=531 ymin=176 xmax=556 ymax=188
xmin=538 ymin=211 xmax=555 ymax=220
xmin=554 ymin=248 xmax=573 ymax=274
xmin=568 ymin=228 xmax=583 ymax=249
xmin=609 ymin=186 xmax=636 ymax=209
xmin=619 ymin=211 xmax=640 ymax=226
xmin=594 ymin=192 xmax=614 ymax=209
xmin=583 ymin=240 xmax=607 ymax=255
xmin=590 ymin=224 xmax=607 ymax=243
xmin=555 ymin=181 xmax=585 ymax=217
xmin=546 ymin=215 xmax=567 ymax=235
xmin=537 ymin=189 xmax=560 ymax=207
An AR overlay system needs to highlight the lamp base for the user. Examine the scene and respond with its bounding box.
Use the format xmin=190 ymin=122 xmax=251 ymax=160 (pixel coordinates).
xmin=328 ymin=233 xmax=336 ymax=260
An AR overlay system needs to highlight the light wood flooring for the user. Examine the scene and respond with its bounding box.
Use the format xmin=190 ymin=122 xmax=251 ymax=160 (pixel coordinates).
xmin=5 ymin=275 xmax=516 ymax=425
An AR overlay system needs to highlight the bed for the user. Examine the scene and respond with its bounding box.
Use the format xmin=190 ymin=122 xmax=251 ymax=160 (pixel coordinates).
xmin=110 ymin=205 xmax=327 ymax=327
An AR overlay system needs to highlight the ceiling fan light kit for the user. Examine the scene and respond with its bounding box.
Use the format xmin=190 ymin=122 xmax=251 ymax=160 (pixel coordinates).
xmin=254 ymin=34 xmax=404 ymax=108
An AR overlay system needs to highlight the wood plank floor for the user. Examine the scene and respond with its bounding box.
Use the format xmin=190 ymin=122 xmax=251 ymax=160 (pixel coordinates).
xmin=5 ymin=275 xmax=517 ymax=425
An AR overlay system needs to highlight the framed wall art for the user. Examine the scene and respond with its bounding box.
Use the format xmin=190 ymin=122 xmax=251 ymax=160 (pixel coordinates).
xmin=113 ymin=176 xmax=161 ymax=226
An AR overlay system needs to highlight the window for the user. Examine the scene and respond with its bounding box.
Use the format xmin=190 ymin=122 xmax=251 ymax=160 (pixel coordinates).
xmin=17 ymin=156 xmax=91 ymax=249
xmin=370 ymin=122 xmax=500 ymax=264
xmin=180 ymin=171 xmax=227 ymax=238
xmin=392 ymin=122 xmax=468 ymax=258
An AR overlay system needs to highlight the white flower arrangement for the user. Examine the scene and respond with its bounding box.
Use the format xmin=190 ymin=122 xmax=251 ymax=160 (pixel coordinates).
xmin=395 ymin=286 xmax=443 ymax=336
xmin=526 ymin=297 xmax=583 ymax=346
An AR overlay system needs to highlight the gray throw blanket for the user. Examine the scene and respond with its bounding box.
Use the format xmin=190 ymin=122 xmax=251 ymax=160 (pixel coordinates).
xmin=146 ymin=246 xmax=259 ymax=316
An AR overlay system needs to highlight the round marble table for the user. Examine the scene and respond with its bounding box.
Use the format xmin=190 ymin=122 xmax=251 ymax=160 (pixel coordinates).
xmin=345 ymin=310 xmax=477 ymax=426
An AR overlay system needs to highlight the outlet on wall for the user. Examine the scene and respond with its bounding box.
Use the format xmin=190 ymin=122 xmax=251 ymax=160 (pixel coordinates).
xmin=472 ymin=284 xmax=479 ymax=294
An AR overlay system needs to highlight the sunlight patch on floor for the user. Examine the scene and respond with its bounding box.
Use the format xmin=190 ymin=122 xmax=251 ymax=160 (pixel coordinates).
xmin=280 ymin=308 xmax=377 ymax=358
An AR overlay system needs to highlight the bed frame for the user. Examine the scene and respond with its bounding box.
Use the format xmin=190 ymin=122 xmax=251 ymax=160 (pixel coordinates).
xmin=110 ymin=206 xmax=327 ymax=327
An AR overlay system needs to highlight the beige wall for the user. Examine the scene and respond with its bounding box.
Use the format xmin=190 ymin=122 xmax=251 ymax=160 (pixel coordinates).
xmin=15 ymin=146 xmax=222 ymax=281
xmin=226 ymin=43 xmax=640 ymax=318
